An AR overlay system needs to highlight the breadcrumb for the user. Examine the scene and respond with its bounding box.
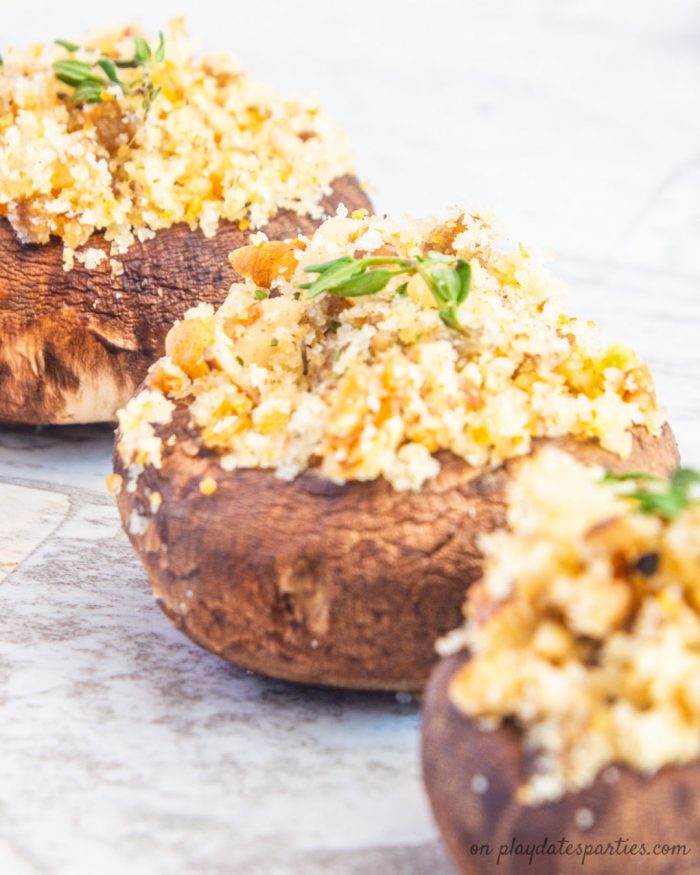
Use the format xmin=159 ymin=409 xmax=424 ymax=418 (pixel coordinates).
xmin=119 ymin=210 xmax=664 ymax=492
xmin=0 ymin=19 xmax=353 ymax=265
xmin=199 ymin=476 xmax=218 ymax=495
xmin=105 ymin=473 xmax=123 ymax=496
xmin=448 ymin=450 xmax=700 ymax=804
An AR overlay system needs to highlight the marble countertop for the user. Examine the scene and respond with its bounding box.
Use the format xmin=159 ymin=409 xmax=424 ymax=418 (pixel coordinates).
xmin=2 ymin=2 xmax=699 ymax=873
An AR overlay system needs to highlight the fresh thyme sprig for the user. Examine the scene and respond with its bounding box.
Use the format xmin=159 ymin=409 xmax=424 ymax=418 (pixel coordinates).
xmin=300 ymin=251 xmax=472 ymax=334
xmin=52 ymin=32 xmax=165 ymax=112
xmin=604 ymin=467 xmax=700 ymax=519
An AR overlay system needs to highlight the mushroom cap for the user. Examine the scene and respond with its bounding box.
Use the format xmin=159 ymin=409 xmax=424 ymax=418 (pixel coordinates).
xmin=113 ymin=406 xmax=679 ymax=691
xmin=0 ymin=175 xmax=370 ymax=425
xmin=422 ymin=651 xmax=700 ymax=875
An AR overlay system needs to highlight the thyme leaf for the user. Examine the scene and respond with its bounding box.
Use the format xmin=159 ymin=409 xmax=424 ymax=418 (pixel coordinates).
xmin=603 ymin=467 xmax=700 ymax=519
xmin=300 ymin=251 xmax=472 ymax=334
xmin=52 ymin=32 xmax=165 ymax=113
xmin=54 ymin=39 xmax=80 ymax=52
xmin=53 ymin=59 xmax=103 ymax=88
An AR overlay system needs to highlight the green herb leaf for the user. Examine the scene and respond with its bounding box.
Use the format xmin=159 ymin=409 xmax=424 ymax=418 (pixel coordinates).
xmin=327 ymin=269 xmax=393 ymax=298
xmin=300 ymin=250 xmax=472 ymax=334
xmin=146 ymin=85 xmax=162 ymax=109
xmin=154 ymin=32 xmax=166 ymax=64
xmin=52 ymin=31 xmax=165 ymax=113
xmin=426 ymin=250 xmax=456 ymax=264
xmin=96 ymin=58 xmax=121 ymax=84
xmin=55 ymin=39 xmax=81 ymax=52
xmin=53 ymin=59 xmax=102 ymax=87
xmin=303 ymin=256 xmax=353 ymax=274
xmin=671 ymin=468 xmax=700 ymax=491
xmin=254 ymin=289 xmax=268 ymax=300
xmin=431 ymin=266 xmax=461 ymax=303
xmin=604 ymin=467 xmax=700 ymax=519
xmin=603 ymin=470 xmax=659 ymax=483
xmin=439 ymin=309 xmax=462 ymax=332
xmin=72 ymin=81 xmax=105 ymax=103
xmin=455 ymin=260 xmax=471 ymax=303
xmin=134 ymin=36 xmax=152 ymax=63
xmin=303 ymin=260 xmax=365 ymax=298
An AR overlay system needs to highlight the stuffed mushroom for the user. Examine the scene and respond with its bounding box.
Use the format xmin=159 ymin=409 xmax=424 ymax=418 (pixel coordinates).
xmin=423 ymin=450 xmax=700 ymax=874
xmin=113 ymin=209 xmax=678 ymax=690
xmin=0 ymin=20 xmax=369 ymax=424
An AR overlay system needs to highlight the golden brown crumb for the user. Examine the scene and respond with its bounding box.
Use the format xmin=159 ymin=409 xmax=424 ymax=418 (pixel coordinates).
xmin=447 ymin=449 xmax=700 ymax=804
xmin=199 ymin=476 xmax=218 ymax=495
xmin=0 ymin=19 xmax=353 ymax=264
xmin=116 ymin=209 xmax=663 ymax=492
xmin=105 ymin=473 xmax=123 ymax=496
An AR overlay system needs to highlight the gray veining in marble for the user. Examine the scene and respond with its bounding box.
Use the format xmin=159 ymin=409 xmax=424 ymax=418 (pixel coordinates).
xmin=1 ymin=1 xmax=699 ymax=873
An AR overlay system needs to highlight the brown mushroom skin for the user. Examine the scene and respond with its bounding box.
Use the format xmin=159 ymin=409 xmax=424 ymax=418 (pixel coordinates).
xmin=0 ymin=175 xmax=370 ymax=426
xmin=113 ymin=408 xmax=678 ymax=691
xmin=422 ymin=653 xmax=700 ymax=875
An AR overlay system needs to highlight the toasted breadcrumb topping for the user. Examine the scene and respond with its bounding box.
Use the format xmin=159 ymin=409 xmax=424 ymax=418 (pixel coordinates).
xmin=199 ymin=475 xmax=218 ymax=495
xmin=0 ymin=19 xmax=353 ymax=267
xmin=447 ymin=449 xmax=700 ymax=804
xmin=117 ymin=389 xmax=174 ymax=477
xmin=117 ymin=209 xmax=663 ymax=491
xmin=105 ymin=472 xmax=123 ymax=496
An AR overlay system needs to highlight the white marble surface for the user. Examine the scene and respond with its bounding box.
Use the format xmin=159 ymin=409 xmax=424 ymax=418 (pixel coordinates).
xmin=1 ymin=2 xmax=700 ymax=873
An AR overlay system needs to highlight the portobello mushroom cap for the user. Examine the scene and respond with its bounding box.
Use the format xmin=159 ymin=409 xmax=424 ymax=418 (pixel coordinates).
xmin=0 ymin=175 xmax=370 ymax=426
xmin=422 ymin=651 xmax=700 ymax=875
xmin=113 ymin=411 xmax=678 ymax=691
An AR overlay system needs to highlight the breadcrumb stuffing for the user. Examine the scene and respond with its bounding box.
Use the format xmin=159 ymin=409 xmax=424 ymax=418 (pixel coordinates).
xmin=128 ymin=508 xmax=150 ymax=536
xmin=448 ymin=449 xmax=700 ymax=804
xmin=199 ymin=475 xmax=218 ymax=495
xmin=0 ymin=19 xmax=354 ymax=266
xmin=105 ymin=473 xmax=123 ymax=496
xmin=75 ymin=247 xmax=107 ymax=269
xmin=118 ymin=210 xmax=664 ymax=491
xmin=116 ymin=388 xmax=174 ymax=473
